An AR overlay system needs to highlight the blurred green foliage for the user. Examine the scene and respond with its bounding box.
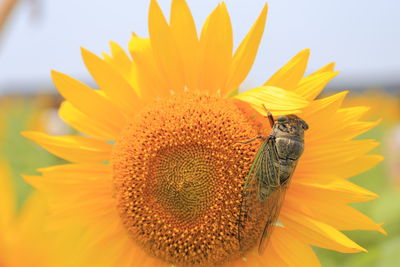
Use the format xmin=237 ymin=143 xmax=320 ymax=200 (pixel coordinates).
xmin=0 ymin=100 xmax=63 ymax=210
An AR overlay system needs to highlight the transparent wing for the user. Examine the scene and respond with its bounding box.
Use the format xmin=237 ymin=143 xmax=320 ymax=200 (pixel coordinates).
xmin=259 ymin=137 xmax=281 ymax=201
xmin=257 ymin=184 xmax=287 ymax=254
xmin=238 ymin=137 xmax=280 ymax=251
xmin=257 ymin=162 xmax=298 ymax=254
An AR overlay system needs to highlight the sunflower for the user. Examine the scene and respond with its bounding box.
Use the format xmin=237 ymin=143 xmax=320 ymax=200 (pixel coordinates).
xmin=23 ymin=0 xmax=384 ymax=266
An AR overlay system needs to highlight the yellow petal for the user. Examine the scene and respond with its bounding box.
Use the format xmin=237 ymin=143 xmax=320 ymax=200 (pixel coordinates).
xmin=270 ymin=227 xmax=321 ymax=267
xmin=105 ymin=41 xmax=132 ymax=80
xmin=259 ymin=243 xmax=289 ymax=267
xmin=301 ymin=139 xmax=380 ymax=167
xmin=308 ymin=118 xmax=381 ymax=144
xmin=296 ymin=154 xmax=383 ymax=181
xmin=128 ymin=63 xmax=141 ymax=98
xmin=81 ymin=47 xmax=141 ymax=115
xmin=294 ymin=71 xmax=339 ymax=101
xmin=23 ymin=175 xmax=113 ymax=226
xmin=224 ymin=4 xmax=268 ymax=96
xmin=310 ymin=62 xmax=336 ymax=74
xmin=149 ymin=0 xmax=184 ymax=92
xmin=128 ymin=34 xmax=169 ymax=100
xmin=0 ymin=161 xmax=15 ymax=230
xmin=170 ymin=0 xmax=199 ymax=90
xmin=302 ymin=91 xmax=348 ymax=123
xmin=305 ymin=104 xmax=375 ymax=143
xmin=291 ymin=179 xmax=379 ymax=204
xmin=22 ymin=131 xmax=112 ymax=163
xmin=337 ymin=106 xmax=370 ymax=122
xmin=281 ymin=208 xmax=366 ymax=253
xmin=51 ymin=71 xmax=125 ymax=135
xmin=58 ymin=101 xmax=117 ymax=140
xmin=325 ymin=155 xmax=383 ymax=179
xmin=301 ymin=91 xmax=348 ymax=138
xmin=295 ymin=62 xmax=337 ymax=101
xmin=77 ymin=219 xmax=147 ymax=267
xmin=38 ymin=163 xmax=111 ymax=181
xmin=24 ymin=174 xmax=109 ymax=193
xmin=264 ymin=49 xmax=310 ymax=91
xmin=234 ymin=86 xmax=309 ymax=115
xmin=198 ymin=3 xmax=233 ymax=94
xmin=24 ymin=171 xmax=111 ymax=204
xmin=286 ymin=194 xmax=386 ymax=234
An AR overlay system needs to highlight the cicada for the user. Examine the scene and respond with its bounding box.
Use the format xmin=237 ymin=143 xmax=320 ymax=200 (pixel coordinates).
xmin=238 ymin=105 xmax=308 ymax=254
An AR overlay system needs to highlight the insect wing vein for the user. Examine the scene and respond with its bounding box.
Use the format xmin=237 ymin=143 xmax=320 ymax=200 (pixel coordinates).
xmin=257 ymin=137 xmax=283 ymax=253
xmin=258 ymin=185 xmax=287 ymax=254
xmin=238 ymin=137 xmax=282 ymax=252
xmin=238 ymin=138 xmax=267 ymax=249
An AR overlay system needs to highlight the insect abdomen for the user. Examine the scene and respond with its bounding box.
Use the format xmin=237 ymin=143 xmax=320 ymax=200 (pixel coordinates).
xmin=276 ymin=159 xmax=296 ymax=184
xmin=275 ymin=137 xmax=304 ymax=184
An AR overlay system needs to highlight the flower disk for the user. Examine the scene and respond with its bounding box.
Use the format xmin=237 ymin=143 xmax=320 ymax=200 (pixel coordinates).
xmin=112 ymin=93 xmax=261 ymax=265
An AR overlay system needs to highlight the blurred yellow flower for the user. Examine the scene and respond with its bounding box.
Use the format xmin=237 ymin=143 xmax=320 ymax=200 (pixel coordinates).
xmin=23 ymin=0 xmax=384 ymax=266
xmin=344 ymin=89 xmax=400 ymax=123
xmin=0 ymin=161 xmax=78 ymax=267
xmin=344 ymin=89 xmax=400 ymax=188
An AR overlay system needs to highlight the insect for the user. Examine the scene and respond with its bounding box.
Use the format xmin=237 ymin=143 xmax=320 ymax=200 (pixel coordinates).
xmin=238 ymin=105 xmax=308 ymax=254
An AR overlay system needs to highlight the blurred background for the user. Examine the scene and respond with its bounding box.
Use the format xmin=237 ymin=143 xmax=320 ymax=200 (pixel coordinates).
xmin=0 ymin=0 xmax=399 ymax=266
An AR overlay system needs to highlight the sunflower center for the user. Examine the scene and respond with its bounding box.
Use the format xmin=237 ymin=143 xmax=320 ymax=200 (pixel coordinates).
xmin=112 ymin=93 xmax=262 ymax=266
xmin=153 ymin=144 xmax=216 ymax=224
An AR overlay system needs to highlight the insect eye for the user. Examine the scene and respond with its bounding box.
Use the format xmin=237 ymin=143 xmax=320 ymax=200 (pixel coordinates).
xmin=277 ymin=116 xmax=288 ymax=122
xmin=302 ymin=121 xmax=309 ymax=130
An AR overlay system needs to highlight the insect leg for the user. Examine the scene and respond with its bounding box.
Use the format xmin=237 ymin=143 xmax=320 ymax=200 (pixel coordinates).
xmin=238 ymin=135 xmax=264 ymax=144
xmin=266 ymin=134 xmax=275 ymax=144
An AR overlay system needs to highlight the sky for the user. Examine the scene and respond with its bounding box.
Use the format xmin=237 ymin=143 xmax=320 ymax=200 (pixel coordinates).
xmin=0 ymin=0 xmax=399 ymax=94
